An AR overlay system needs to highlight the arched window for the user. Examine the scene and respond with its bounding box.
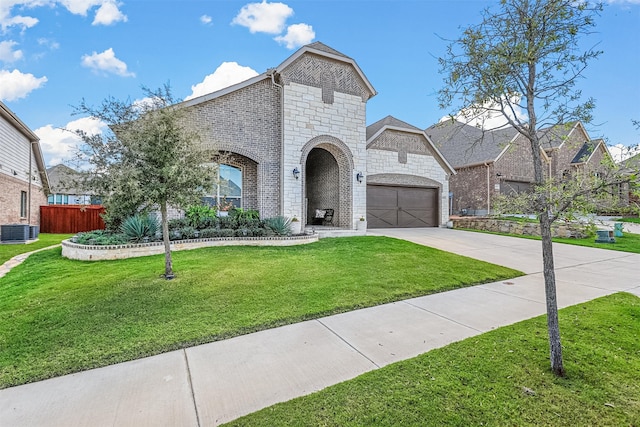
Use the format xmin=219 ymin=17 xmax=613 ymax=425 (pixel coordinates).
xmin=202 ymin=164 xmax=242 ymax=209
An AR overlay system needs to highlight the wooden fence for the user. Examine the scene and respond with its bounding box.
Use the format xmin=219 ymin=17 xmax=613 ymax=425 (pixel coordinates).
xmin=40 ymin=205 xmax=106 ymax=234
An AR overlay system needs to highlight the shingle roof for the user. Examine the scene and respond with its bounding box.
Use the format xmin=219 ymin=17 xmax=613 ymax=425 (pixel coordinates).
xmin=425 ymin=120 xmax=518 ymax=168
xmin=46 ymin=164 xmax=83 ymax=194
xmin=306 ymin=41 xmax=351 ymax=59
xmin=537 ymin=122 xmax=576 ymax=150
xmin=571 ymin=139 xmax=601 ymax=164
xmin=366 ymin=115 xmax=422 ymax=140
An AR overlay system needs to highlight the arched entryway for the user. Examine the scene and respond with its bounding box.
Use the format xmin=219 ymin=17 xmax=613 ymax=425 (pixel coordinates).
xmin=301 ymin=136 xmax=353 ymax=228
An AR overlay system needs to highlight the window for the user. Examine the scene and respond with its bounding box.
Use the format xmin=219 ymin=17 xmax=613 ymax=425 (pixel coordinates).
xmin=20 ymin=191 xmax=27 ymax=217
xmin=48 ymin=195 xmax=54 ymax=204
xmin=202 ymin=163 xmax=242 ymax=209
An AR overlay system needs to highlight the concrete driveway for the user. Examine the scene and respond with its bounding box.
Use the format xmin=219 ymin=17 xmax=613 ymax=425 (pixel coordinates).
xmin=2 ymin=228 xmax=639 ymax=426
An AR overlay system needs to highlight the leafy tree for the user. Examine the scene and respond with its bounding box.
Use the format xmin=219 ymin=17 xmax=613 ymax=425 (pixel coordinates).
xmin=71 ymin=85 xmax=216 ymax=279
xmin=438 ymin=0 xmax=615 ymax=377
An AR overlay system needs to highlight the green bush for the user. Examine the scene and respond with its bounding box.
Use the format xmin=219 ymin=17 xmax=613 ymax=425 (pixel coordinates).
xmin=218 ymin=216 xmax=237 ymax=230
xmin=264 ymin=216 xmax=291 ymax=236
xmin=215 ymin=229 xmax=235 ymax=238
xmin=75 ymin=230 xmax=128 ymax=246
xmin=185 ymin=205 xmax=217 ymax=229
xmin=168 ymin=218 xmax=188 ymax=230
xmin=198 ymin=228 xmax=218 ymax=238
xmin=120 ymin=215 xmax=159 ymax=243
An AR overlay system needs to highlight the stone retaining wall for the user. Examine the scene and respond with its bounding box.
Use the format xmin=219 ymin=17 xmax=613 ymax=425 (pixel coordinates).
xmin=62 ymin=234 xmax=319 ymax=261
xmin=451 ymin=218 xmax=588 ymax=238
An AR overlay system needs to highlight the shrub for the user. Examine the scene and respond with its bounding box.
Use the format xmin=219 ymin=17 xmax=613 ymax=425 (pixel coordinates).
xmin=177 ymin=226 xmax=197 ymax=240
xmin=120 ymin=215 xmax=159 ymax=243
xmin=264 ymin=216 xmax=291 ymax=236
xmin=75 ymin=230 xmax=128 ymax=245
xmin=215 ymin=229 xmax=235 ymax=238
xmin=231 ymin=208 xmax=260 ymax=221
xmin=185 ymin=205 xmax=217 ymax=229
xmin=198 ymin=228 xmax=218 ymax=238
xmin=168 ymin=218 xmax=188 ymax=230
xmin=218 ymin=216 xmax=237 ymax=230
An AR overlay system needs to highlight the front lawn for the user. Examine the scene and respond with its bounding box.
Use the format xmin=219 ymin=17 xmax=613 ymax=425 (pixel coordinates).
xmin=0 ymin=233 xmax=72 ymax=264
xmin=228 ymin=292 xmax=640 ymax=427
xmin=460 ymin=228 xmax=640 ymax=254
xmin=0 ymin=236 xmax=521 ymax=388
xmin=616 ymin=216 xmax=640 ymax=224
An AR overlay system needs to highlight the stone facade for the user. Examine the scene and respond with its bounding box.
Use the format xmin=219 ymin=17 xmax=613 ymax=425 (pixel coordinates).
xmin=452 ymin=217 xmax=589 ymax=238
xmin=178 ymin=42 xmax=452 ymax=230
xmin=367 ymin=128 xmax=451 ymax=225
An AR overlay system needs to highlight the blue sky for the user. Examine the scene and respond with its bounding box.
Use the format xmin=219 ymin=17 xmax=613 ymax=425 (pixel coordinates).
xmin=1 ymin=0 xmax=639 ymax=166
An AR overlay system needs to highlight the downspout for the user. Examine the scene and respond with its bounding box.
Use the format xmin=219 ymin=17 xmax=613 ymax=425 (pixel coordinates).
xmin=268 ymin=69 xmax=285 ymax=218
xmin=28 ymin=141 xmax=34 ymax=224
xmin=485 ymin=162 xmax=491 ymax=215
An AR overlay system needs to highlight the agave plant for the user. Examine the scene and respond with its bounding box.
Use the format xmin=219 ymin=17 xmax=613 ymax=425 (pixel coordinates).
xmin=264 ymin=216 xmax=291 ymax=236
xmin=120 ymin=214 xmax=159 ymax=243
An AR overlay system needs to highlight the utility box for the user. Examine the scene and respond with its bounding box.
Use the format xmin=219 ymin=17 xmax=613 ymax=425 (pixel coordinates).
xmin=29 ymin=225 xmax=40 ymax=240
xmin=595 ymin=229 xmax=615 ymax=244
xmin=1 ymin=224 xmax=30 ymax=243
xmin=613 ymin=222 xmax=624 ymax=237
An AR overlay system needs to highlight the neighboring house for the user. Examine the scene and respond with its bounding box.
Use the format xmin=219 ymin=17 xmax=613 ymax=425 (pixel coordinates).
xmin=426 ymin=120 xmax=613 ymax=215
xmin=46 ymin=164 xmax=100 ymax=205
xmin=618 ymin=153 xmax=640 ymax=206
xmin=179 ymin=42 xmax=453 ymax=228
xmin=0 ymin=101 xmax=49 ymax=234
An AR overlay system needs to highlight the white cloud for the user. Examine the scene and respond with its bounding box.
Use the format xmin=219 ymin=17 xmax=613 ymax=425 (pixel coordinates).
xmin=274 ymin=23 xmax=314 ymax=49
xmin=232 ymin=1 xmax=293 ymax=34
xmin=37 ymin=37 xmax=60 ymax=50
xmin=200 ymin=14 xmax=212 ymax=25
xmin=443 ymin=95 xmax=528 ymax=130
xmin=185 ymin=62 xmax=259 ymax=100
xmin=609 ymin=143 xmax=640 ymax=163
xmin=92 ymin=1 xmax=127 ymax=25
xmin=0 ymin=69 xmax=47 ymax=101
xmin=1 ymin=1 xmax=126 ymax=32
xmin=35 ymin=117 xmax=107 ymax=166
xmin=81 ymin=48 xmax=135 ymax=77
xmin=0 ymin=40 xmax=23 ymax=62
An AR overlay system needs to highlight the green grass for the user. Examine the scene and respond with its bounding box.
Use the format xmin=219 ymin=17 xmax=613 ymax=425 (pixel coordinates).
xmin=0 ymin=233 xmax=72 ymax=264
xmin=0 ymin=236 xmax=521 ymax=388
xmin=227 ymin=293 xmax=640 ymax=427
xmin=616 ymin=216 xmax=640 ymax=224
xmin=460 ymin=228 xmax=640 ymax=254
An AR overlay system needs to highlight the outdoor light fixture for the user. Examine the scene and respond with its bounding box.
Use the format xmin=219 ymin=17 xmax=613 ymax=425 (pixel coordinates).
xmin=293 ymin=167 xmax=300 ymax=180
xmin=496 ymin=172 xmax=503 ymax=177
xmin=356 ymin=172 xmax=364 ymax=183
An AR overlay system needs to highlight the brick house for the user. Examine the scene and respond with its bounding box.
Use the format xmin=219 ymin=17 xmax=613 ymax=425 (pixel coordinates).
xmin=426 ymin=120 xmax=613 ymax=215
xmin=46 ymin=164 xmax=100 ymax=205
xmin=179 ymin=42 xmax=453 ymax=229
xmin=0 ymin=101 xmax=49 ymax=236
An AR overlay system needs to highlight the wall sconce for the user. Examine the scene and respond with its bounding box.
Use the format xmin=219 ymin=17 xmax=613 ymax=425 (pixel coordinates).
xmin=496 ymin=173 xmax=503 ymax=177
xmin=13 ymin=170 xmax=18 ymax=176
xmin=293 ymin=167 xmax=300 ymax=180
xmin=356 ymin=172 xmax=364 ymax=183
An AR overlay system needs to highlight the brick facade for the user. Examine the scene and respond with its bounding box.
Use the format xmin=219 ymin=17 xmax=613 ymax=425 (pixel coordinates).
xmin=0 ymin=173 xmax=47 ymax=227
xmin=179 ymin=43 xmax=452 ymax=229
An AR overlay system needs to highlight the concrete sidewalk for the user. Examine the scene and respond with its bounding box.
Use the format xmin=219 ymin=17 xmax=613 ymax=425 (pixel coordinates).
xmin=2 ymin=229 xmax=639 ymax=426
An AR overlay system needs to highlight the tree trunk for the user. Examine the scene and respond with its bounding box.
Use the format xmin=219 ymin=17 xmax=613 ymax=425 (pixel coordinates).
xmin=539 ymin=211 xmax=565 ymax=377
xmin=160 ymin=202 xmax=174 ymax=279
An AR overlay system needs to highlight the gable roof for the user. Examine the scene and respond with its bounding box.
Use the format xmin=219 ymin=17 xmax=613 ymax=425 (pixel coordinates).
xmin=571 ymin=138 xmax=607 ymax=165
xmin=425 ymin=120 xmax=519 ymax=168
xmin=367 ymin=115 xmax=455 ymax=175
xmin=181 ymin=41 xmax=376 ymax=108
xmin=47 ymin=164 xmax=82 ymax=194
xmin=0 ymin=101 xmax=49 ymax=192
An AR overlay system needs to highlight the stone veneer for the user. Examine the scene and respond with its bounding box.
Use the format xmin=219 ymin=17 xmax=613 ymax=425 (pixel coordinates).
xmin=282 ymin=82 xmax=367 ymax=228
xmin=367 ymin=129 xmax=450 ymax=225
xmin=62 ymin=234 xmax=319 ymax=261
xmin=451 ymin=217 xmax=589 ymax=238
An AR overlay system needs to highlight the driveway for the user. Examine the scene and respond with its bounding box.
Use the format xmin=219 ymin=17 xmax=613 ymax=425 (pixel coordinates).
xmin=2 ymin=228 xmax=639 ymax=426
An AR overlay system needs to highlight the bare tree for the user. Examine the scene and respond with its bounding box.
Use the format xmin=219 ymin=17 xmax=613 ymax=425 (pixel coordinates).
xmin=438 ymin=0 xmax=610 ymax=376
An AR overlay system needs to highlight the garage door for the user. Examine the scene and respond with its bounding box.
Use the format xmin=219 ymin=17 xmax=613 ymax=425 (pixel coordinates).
xmin=367 ymin=185 xmax=438 ymax=228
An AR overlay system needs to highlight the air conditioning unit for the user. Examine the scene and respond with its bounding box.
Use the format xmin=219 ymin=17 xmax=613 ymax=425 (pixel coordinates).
xmin=595 ymin=229 xmax=615 ymax=244
xmin=1 ymin=224 xmax=30 ymax=242
xmin=29 ymin=225 xmax=40 ymax=240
